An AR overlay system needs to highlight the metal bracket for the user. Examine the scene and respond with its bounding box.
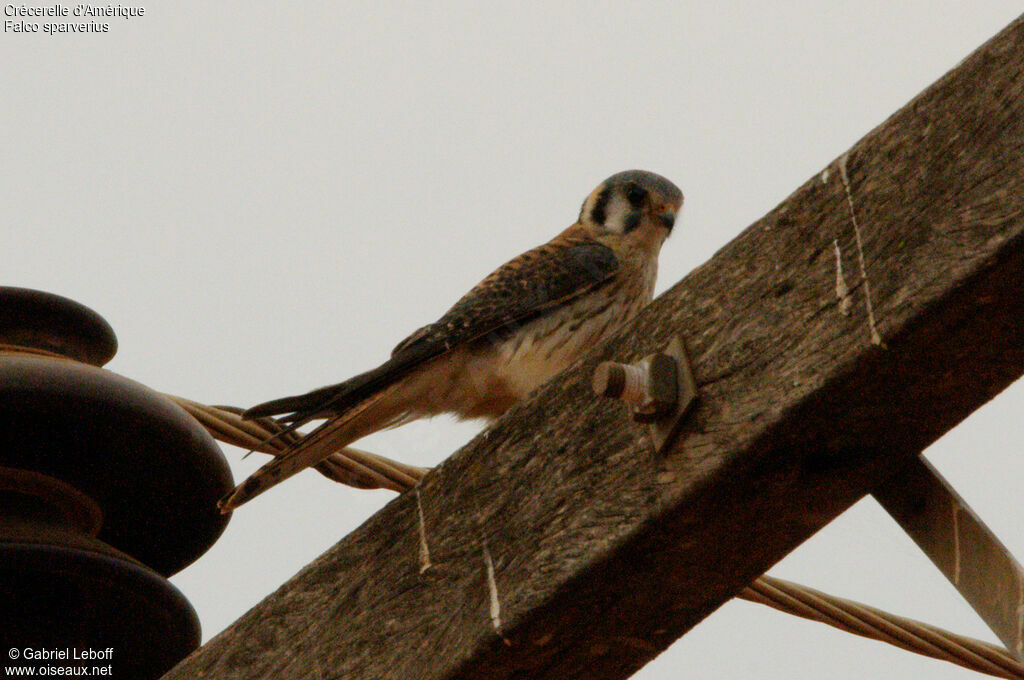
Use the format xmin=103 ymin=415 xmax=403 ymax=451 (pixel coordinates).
xmin=872 ymin=455 xmax=1024 ymax=660
xmin=592 ymin=336 xmax=698 ymax=454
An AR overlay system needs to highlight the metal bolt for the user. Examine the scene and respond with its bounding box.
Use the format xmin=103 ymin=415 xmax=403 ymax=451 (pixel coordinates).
xmin=593 ymin=353 xmax=678 ymax=423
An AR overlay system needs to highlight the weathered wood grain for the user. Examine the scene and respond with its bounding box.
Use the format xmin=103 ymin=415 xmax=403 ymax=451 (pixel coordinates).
xmin=166 ymin=14 xmax=1024 ymax=680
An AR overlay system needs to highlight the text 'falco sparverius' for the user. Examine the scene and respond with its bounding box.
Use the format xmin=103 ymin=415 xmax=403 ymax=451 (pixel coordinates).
xmin=220 ymin=170 xmax=683 ymax=510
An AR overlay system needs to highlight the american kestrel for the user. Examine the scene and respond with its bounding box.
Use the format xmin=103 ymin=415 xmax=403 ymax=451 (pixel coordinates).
xmin=220 ymin=170 xmax=682 ymax=510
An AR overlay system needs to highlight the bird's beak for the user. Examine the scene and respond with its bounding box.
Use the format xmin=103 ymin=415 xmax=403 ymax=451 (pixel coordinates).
xmin=659 ymin=211 xmax=676 ymax=233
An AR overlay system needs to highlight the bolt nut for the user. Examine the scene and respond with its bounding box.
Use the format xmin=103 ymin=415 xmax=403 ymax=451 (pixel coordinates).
xmin=593 ymin=353 xmax=678 ymax=423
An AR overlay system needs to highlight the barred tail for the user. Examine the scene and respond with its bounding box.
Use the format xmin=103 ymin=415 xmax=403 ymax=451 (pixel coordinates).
xmin=220 ymin=388 xmax=408 ymax=511
xmin=242 ymin=355 xmax=422 ymax=425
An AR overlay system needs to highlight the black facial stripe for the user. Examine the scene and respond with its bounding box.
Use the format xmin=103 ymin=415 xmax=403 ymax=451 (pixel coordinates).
xmin=590 ymin=187 xmax=611 ymax=226
xmin=623 ymin=211 xmax=642 ymax=233
xmin=626 ymin=185 xmax=647 ymax=209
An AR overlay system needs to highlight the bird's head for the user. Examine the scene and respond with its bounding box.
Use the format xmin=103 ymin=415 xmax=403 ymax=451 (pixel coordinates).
xmin=578 ymin=170 xmax=683 ymax=245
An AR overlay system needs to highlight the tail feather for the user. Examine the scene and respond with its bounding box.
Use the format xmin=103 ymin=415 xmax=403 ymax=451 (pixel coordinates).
xmin=242 ymin=354 xmax=422 ymax=424
xmin=221 ymin=404 xmax=370 ymax=511
xmin=221 ymin=385 xmax=409 ymax=512
xmin=242 ymin=382 xmax=347 ymax=423
xmin=228 ymin=350 xmax=437 ymax=511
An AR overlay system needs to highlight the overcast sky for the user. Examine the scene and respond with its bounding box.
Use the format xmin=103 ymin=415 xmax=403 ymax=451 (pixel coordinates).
xmin=3 ymin=3 xmax=1023 ymax=678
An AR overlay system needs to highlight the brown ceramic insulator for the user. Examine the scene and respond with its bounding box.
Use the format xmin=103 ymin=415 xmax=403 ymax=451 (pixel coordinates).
xmin=0 ymin=287 xmax=118 ymax=366
xmin=0 ymin=287 xmax=234 ymax=575
xmin=0 ymin=353 xmax=233 ymax=576
xmin=0 ymin=466 xmax=103 ymax=536
xmin=0 ymin=471 xmax=200 ymax=679
xmin=0 ymin=287 xmax=228 ymax=678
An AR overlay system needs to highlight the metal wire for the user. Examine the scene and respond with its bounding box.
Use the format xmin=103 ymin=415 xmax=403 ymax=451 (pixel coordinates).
xmin=2 ymin=343 xmax=1019 ymax=677
xmin=166 ymin=396 xmax=428 ymax=493
xmin=741 ymin=577 xmax=1024 ymax=678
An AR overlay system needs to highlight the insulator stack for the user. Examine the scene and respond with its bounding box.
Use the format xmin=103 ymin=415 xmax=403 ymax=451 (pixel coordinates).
xmin=0 ymin=287 xmax=233 ymax=679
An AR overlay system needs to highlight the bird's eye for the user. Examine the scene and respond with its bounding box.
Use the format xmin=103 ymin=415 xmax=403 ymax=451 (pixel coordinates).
xmin=626 ymin=185 xmax=647 ymax=208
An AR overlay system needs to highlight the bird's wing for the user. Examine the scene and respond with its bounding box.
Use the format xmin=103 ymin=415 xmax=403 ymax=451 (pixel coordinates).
xmin=243 ymin=233 xmax=617 ymax=426
xmin=393 ymin=234 xmax=618 ymax=358
xmin=221 ymin=233 xmax=618 ymax=511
